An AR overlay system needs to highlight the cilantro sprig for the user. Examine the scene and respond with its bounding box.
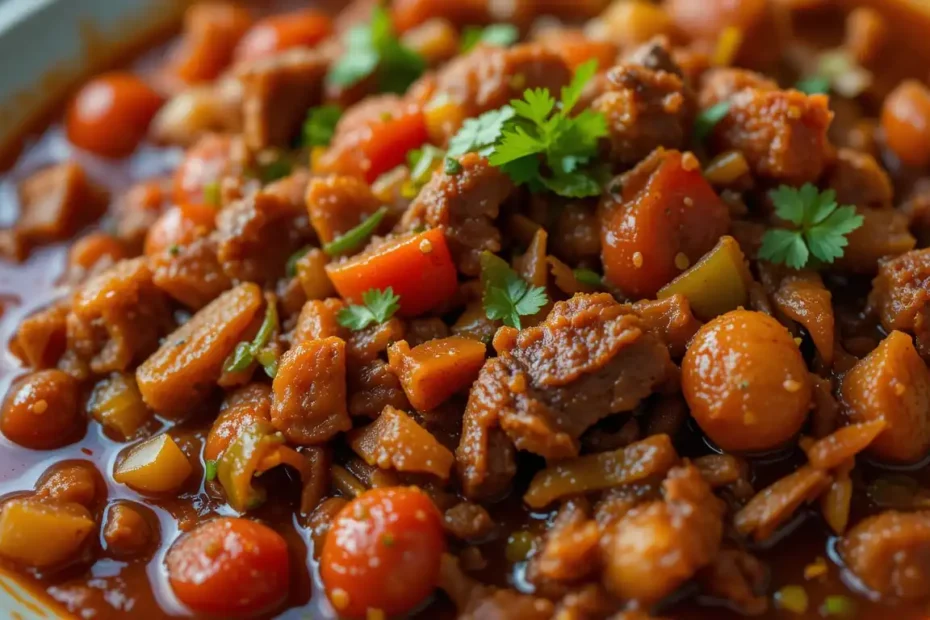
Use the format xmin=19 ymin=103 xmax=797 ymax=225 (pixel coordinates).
xmin=758 ymin=184 xmax=864 ymax=270
xmin=338 ymin=288 xmax=401 ymax=331
xmin=327 ymin=6 xmax=425 ymax=94
xmin=481 ymin=251 xmax=548 ymax=330
xmin=461 ymin=24 xmax=519 ymax=52
xmin=302 ymin=105 xmax=342 ymax=147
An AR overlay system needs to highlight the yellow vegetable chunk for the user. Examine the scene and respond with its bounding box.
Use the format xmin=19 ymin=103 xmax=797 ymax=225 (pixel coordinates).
xmin=0 ymin=498 xmax=95 ymax=568
xmin=89 ymin=372 xmax=153 ymax=440
xmin=657 ymin=236 xmax=751 ymax=321
xmin=114 ymin=434 xmax=193 ymax=493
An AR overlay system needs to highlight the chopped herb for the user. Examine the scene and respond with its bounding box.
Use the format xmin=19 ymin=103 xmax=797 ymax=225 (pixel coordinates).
xmin=487 ymin=59 xmax=608 ymax=198
xmin=302 ymin=105 xmax=342 ymax=147
xmin=758 ymin=184 xmax=864 ymax=270
xmin=254 ymin=348 xmax=279 ymax=378
xmin=572 ymin=268 xmax=602 ymax=287
xmin=447 ymin=106 xmax=516 ymax=158
xmin=323 ymin=206 xmax=388 ymax=256
xmin=327 ymin=6 xmax=425 ymax=94
xmin=694 ymin=101 xmax=731 ymax=142
xmin=168 ymin=244 xmax=181 ymax=256
xmin=461 ymin=23 xmax=519 ymax=52
xmin=481 ymin=251 xmax=548 ymax=330
xmin=258 ymin=159 xmax=292 ymax=184
xmin=408 ymin=145 xmax=445 ymax=187
xmin=203 ymin=181 xmax=221 ymax=207
xmin=286 ymin=246 xmax=312 ymax=277
xmin=819 ymin=595 xmax=857 ymax=618
xmin=444 ymin=157 xmax=463 ymax=175
xmin=222 ymin=301 xmax=279 ymax=374
xmin=795 ymin=75 xmax=831 ymax=95
xmin=204 ymin=460 xmax=217 ymax=482
xmin=337 ymin=287 xmax=401 ymax=331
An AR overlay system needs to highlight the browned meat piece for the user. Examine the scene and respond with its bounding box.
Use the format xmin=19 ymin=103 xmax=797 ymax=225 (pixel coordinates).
xmin=14 ymin=162 xmax=107 ymax=252
xmin=697 ymin=549 xmax=768 ymax=616
xmin=346 ymin=317 xmax=405 ymax=364
xmin=292 ymin=298 xmax=348 ymax=344
xmin=623 ymin=37 xmax=682 ymax=77
xmin=841 ymin=511 xmax=930 ymax=600
xmin=347 ymin=360 xmax=411 ymax=418
xmin=271 ymin=337 xmax=351 ymax=444
xmin=349 ymin=405 xmax=454 ymax=479
xmin=824 ymin=148 xmax=893 ymax=209
xmin=103 ymin=503 xmax=155 ymax=559
xmin=405 ymin=318 xmax=450 ymax=346
xmin=136 ymin=283 xmax=263 ymax=417
xmin=600 ymin=463 xmax=724 ymax=604
xmin=237 ymin=48 xmax=327 ymax=150
xmin=839 ymin=206 xmax=915 ymax=273
xmin=305 ymin=175 xmax=381 ymax=244
xmin=711 ymin=88 xmax=833 ymax=185
xmin=399 ymin=153 xmax=512 ymax=276
xmin=443 ymin=502 xmax=494 ymax=542
xmin=428 ymin=43 xmax=572 ymax=126
xmin=552 ymin=201 xmax=601 ymax=264
xmin=10 ymin=302 xmax=69 ymax=369
xmin=629 ymin=295 xmax=702 ymax=359
xmin=761 ymin=266 xmax=835 ymax=366
xmin=151 ymin=237 xmax=231 ymax=310
xmin=592 ymin=63 xmax=692 ymax=165
xmin=215 ymin=189 xmax=309 ymax=284
xmin=66 ymin=258 xmax=173 ymax=375
xmin=112 ymin=180 xmax=169 ymax=253
xmin=299 ymin=445 xmax=331 ymax=516
xmin=698 ymin=67 xmax=777 ymax=108
xmin=531 ymin=499 xmax=600 ymax=584
xmin=457 ymin=295 xmax=671 ymax=499
xmin=868 ymin=249 xmax=930 ymax=360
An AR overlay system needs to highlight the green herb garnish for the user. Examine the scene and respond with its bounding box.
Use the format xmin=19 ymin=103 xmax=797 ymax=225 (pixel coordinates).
xmin=204 ymin=460 xmax=217 ymax=482
xmin=481 ymin=251 xmax=548 ymax=330
xmin=461 ymin=23 xmax=519 ymax=52
xmin=447 ymin=106 xmax=516 ymax=158
xmin=694 ymin=101 xmax=731 ymax=142
xmin=327 ymin=6 xmax=425 ymax=94
xmin=795 ymin=76 xmax=831 ymax=95
xmin=337 ymin=287 xmax=401 ymax=331
xmin=223 ymin=301 xmax=279 ymax=375
xmin=758 ymin=184 xmax=864 ymax=270
xmin=444 ymin=157 xmax=463 ymax=175
xmin=302 ymin=105 xmax=342 ymax=147
xmin=258 ymin=159 xmax=292 ymax=184
xmin=819 ymin=595 xmax=857 ymax=617
xmin=573 ymin=268 xmax=602 ymax=287
xmin=323 ymin=206 xmax=388 ymax=256
xmin=408 ymin=145 xmax=445 ymax=187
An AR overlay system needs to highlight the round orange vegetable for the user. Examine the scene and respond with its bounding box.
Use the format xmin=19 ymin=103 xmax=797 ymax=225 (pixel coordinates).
xmin=882 ymin=80 xmax=930 ymax=168
xmin=166 ymin=518 xmax=289 ymax=616
xmin=173 ymin=134 xmax=235 ymax=206
xmin=682 ymin=310 xmax=812 ymax=453
xmin=69 ymin=232 xmax=126 ymax=272
xmin=320 ymin=487 xmax=445 ymax=618
xmin=143 ymin=205 xmax=215 ymax=257
xmin=234 ymin=10 xmax=332 ymax=62
xmin=326 ymin=228 xmax=458 ymax=317
xmin=1 ymin=370 xmax=82 ymax=449
xmin=66 ymin=72 xmax=163 ymax=158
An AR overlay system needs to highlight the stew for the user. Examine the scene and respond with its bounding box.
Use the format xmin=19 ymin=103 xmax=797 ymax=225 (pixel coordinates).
xmin=2 ymin=0 xmax=930 ymax=618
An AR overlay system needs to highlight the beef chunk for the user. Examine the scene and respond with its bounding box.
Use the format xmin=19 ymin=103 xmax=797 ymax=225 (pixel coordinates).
xmin=151 ymin=237 xmax=231 ymax=310
xmin=305 ymin=175 xmax=381 ymax=244
xmin=348 ymin=405 xmax=454 ymax=479
xmin=456 ymin=293 xmax=671 ymax=499
xmin=112 ymin=180 xmax=169 ymax=252
xmin=271 ymin=337 xmax=351 ymax=444
xmin=443 ymin=502 xmax=494 ymax=542
xmin=348 ymin=360 xmax=411 ymax=418
xmin=824 ymin=148 xmax=893 ymax=209
xmin=399 ymin=153 xmax=512 ymax=276
xmin=697 ymin=549 xmax=768 ymax=616
xmin=530 ymin=499 xmax=600 ymax=585
xmin=592 ymin=63 xmax=691 ymax=165
xmin=293 ymin=298 xmax=349 ymax=344
xmin=10 ymin=302 xmax=69 ymax=369
xmin=868 ymin=249 xmax=930 ymax=359
xmin=841 ymin=511 xmax=930 ymax=600
xmin=698 ymin=67 xmax=777 ymax=108
xmin=66 ymin=258 xmax=173 ymax=375
xmin=237 ymin=48 xmax=327 ymax=150
xmin=215 ymin=189 xmax=309 ymax=284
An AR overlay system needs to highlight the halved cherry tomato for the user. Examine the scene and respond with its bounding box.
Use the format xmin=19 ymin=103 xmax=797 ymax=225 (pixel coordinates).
xmin=173 ymin=134 xmax=235 ymax=205
xmin=143 ymin=204 xmax=216 ymax=257
xmin=69 ymin=233 xmax=126 ymax=271
xmin=315 ymin=108 xmax=428 ymax=183
xmin=234 ymin=10 xmax=333 ymax=63
xmin=65 ymin=72 xmax=163 ymax=158
xmin=320 ymin=487 xmax=445 ymax=619
xmin=166 ymin=518 xmax=289 ymax=616
xmin=325 ymin=228 xmax=457 ymax=317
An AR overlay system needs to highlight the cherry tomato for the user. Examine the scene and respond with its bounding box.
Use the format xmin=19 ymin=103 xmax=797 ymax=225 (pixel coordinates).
xmin=1 ymin=370 xmax=82 ymax=449
xmin=143 ymin=204 xmax=215 ymax=257
xmin=166 ymin=517 xmax=289 ymax=616
xmin=234 ymin=10 xmax=333 ymax=63
xmin=66 ymin=72 xmax=163 ymax=158
xmin=882 ymin=80 xmax=930 ymax=168
xmin=321 ymin=487 xmax=445 ymax=618
xmin=173 ymin=134 xmax=236 ymax=206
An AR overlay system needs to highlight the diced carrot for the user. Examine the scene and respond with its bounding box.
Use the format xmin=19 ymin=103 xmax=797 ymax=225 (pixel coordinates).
xmin=326 ymin=228 xmax=457 ymax=317
xmin=388 ymin=336 xmax=486 ymax=411
xmin=69 ymin=232 xmax=126 ymax=271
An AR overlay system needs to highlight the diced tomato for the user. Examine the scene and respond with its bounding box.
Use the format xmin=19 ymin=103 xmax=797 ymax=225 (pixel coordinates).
xmin=234 ymin=10 xmax=332 ymax=62
xmin=166 ymin=518 xmax=289 ymax=616
xmin=65 ymin=72 xmax=163 ymax=158
xmin=326 ymin=228 xmax=458 ymax=317
xmin=320 ymin=487 xmax=445 ymax=618
xmin=144 ymin=204 xmax=216 ymax=256
xmin=600 ymin=149 xmax=731 ymax=298
xmin=173 ymin=134 xmax=235 ymax=206
xmin=315 ymin=108 xmax=428 ymax=183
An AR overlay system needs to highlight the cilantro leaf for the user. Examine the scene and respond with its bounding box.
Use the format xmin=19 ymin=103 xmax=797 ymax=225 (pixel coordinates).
xmin=447 ymin=106 xmax=515 ymax=158
xmin=560 ymin=58 xmax=598 ymax=114
xmin=337 ymin=287 xmax=401 ymax=331
xmin=324 ymin=207 xmax=388 ymax=256
xmin=694 ymin=101 xmax=731 ymax=142
xmin=759 ymin=183 xmax=864 ymax=269
xmin=480 ymin=251 xmax=548 ymax=330
xmin=302 ymin=105 xmax=342 ymax=147
xmin=327 ymin=6 xmax=425 ymax=94
xmin=204 ymin=460 xmax=217 ymax=482
xmin=461 ymin=23 xmax=519 ymax=52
